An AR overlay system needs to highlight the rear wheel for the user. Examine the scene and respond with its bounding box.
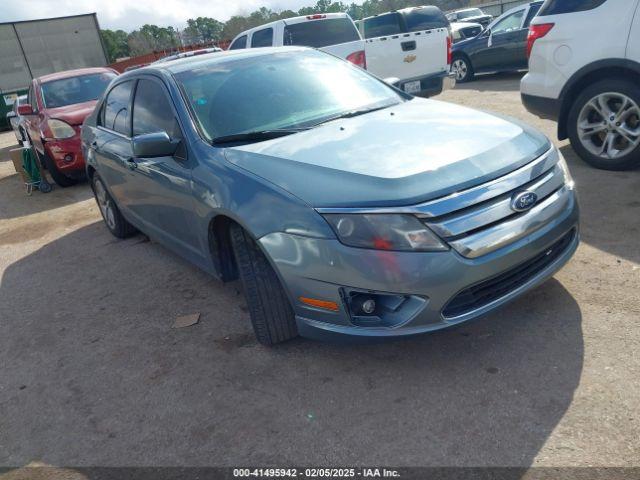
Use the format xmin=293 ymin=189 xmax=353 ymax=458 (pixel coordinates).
xmin=92 ymin=173 xmax=137 ymax=239
xmin=229 ymin=223 xmax=298 ymax=346
xmin=568 ymin=79 xmax=640 ymax=170
xmin=452 ymin=55 xmax=474 ymax=83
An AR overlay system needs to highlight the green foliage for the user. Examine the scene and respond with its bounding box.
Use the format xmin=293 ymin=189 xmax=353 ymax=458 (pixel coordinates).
xmin=100 ymin=29 xmax=130 ymax=62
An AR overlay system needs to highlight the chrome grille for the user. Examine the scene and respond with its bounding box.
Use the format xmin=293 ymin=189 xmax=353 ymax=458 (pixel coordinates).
xmin=417 ymin=147 xmax=569 ymax=258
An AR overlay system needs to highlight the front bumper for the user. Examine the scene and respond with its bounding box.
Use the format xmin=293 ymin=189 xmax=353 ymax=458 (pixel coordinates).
xmin=259 ymin=190 xmax=579 ymax=340
xmin=44 ymin=132 xmax=86 ymax=175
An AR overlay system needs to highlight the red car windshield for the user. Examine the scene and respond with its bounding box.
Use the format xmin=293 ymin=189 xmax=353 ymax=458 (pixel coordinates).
xmin=41 ymin=72 xmax=116 ymax=108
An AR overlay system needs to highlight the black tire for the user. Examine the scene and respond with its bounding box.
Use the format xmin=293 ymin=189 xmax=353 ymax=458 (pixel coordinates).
xmin=452 ymin=55 xmax=474 ymax=83
xmin=91 ymin=173 xmax=137 ymax=239
xmin=229 ymin=223 xmax=298 ymax=346
xmin=567 ymin=79 xmax=640 ymax=171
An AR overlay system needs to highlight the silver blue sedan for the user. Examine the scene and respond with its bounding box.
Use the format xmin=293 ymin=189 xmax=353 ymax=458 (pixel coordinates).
xmin=81 ymin=47 xmax=579 ymax=345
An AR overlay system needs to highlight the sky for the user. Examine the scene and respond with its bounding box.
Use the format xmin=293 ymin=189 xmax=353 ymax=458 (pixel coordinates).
xmin=0 ymin=0 xmax=334 ymax=31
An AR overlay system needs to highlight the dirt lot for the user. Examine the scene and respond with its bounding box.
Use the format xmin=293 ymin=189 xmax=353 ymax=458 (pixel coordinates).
xmin=0 ymin=73 xmax=639 ymax=469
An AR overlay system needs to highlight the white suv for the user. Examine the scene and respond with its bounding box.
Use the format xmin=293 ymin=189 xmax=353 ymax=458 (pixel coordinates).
xmin=521 ymin=0 xmax=640 ymax=170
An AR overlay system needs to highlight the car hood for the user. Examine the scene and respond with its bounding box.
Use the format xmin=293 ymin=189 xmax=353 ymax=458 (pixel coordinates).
xmin=223 ymin=99 xmax=550 ymax=208
xmin=47 ymin=100 xmax=98 ymax=126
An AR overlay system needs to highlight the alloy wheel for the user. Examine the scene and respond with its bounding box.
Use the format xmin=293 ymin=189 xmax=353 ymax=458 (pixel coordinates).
xmin=94 ymin=180 xmax=116 ymax=230
xmin=452 ymin=59 xmax=468 ymax=81
xmin=577 ymin=92 xmax=640 ymax=160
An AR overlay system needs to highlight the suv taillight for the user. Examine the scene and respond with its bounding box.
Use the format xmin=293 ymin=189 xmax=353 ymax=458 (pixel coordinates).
xmin=346 ymin=50 xmax=367 ymax=69
xmin=527 ymin=23 xmax=554 ymax=58
xmin=446 ymin=34 xmax=452 ymax=65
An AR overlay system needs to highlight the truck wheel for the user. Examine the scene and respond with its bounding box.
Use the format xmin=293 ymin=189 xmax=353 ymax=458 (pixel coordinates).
xmin=452 ymin=55 xmax=474 ymax=83
xmin=229 ymin=223 xmax=298 ymax=346
xmin=568 ymin=79 xmax=640 ymax=170
xmin=92 ymin=173 xmax=137 ymax=239
xmin=38 ymin=148 xmax=78 ymax=187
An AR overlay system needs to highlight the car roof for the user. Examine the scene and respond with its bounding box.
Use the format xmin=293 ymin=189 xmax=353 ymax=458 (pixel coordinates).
xmin=38 ymin=67 xmax=116 ymax=84
xmin=129 ymin=46 xmax=311 ymax=76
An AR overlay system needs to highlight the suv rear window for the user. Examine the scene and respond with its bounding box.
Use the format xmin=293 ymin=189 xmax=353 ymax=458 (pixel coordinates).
xmin=283 ymin=18 xmax=360 ymax=48
xmin=251 ymin=28 xmax=273 ymax=47
xmin=402 ymin=6 xmax=448 ymax=32
xmin=538 ymin=0 xmax=608 ymax=15
xmin=363 ymin=13 xmax=403 ymax=38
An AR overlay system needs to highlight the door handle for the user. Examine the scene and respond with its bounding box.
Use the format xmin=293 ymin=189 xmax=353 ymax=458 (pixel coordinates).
xmin=125 ymin=157 xmax=138 ymax=170
xmin=401 ymin=41 xmax=416 ymax=51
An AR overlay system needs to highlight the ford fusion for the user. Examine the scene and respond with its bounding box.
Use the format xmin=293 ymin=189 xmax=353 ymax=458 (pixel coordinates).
xmin=82 ymin=47 xmax=579 ymax=345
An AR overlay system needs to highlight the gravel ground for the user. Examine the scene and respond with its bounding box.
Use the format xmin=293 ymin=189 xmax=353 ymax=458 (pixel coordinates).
xmin=0 ymin=73 xmax=638 ymax=470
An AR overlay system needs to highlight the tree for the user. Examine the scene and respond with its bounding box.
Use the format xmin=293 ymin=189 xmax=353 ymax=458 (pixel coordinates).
xmin=184 ymin=17 xmax=224 ymax=44
xmin=101 ymin=29 xmax=130 ymax=62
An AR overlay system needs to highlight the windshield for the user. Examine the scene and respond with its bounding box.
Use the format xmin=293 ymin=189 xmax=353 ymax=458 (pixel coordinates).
xmin=175 ymin=50 xmax=403 ymax=142
xmin=458 ymin=8 xmax=483 ymax=19
xmin=283 ymin=18 xmax=360 ymax=48
xmin=41 ymin=72 xmax=116 ymax=108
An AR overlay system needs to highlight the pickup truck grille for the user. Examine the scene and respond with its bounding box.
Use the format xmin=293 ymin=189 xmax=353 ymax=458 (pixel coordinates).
xmin=442 ymin=229 xmax=575 ymax=318
xmin=417 ymin=148 xmax=569 ymax=258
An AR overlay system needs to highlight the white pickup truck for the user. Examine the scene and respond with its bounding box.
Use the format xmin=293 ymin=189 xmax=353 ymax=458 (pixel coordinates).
xmin=228 ymin=9 xmax=453 ymax=97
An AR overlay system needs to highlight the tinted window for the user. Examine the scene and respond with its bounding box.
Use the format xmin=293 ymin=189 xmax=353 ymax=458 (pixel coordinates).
xmin=102 ymin=81 xmax=133 ymax=136
xmin=363 ymin=13 xmax=402 ymax=38
xmin=176 ymin=50 xmax=402 ymax=141
xmin=403 ymin=6 xmax=449 ymax=31
xmin=283 ymin=18 xmax=360 ymax=48
xmin=492 ymin=9 xmax=525 ymax=34
xmin=41 ymin=72 xmax=116 ymax=108
xmin=132 ymin=79 xmax=181 ymax=139
xmin=251 ymin=28 xmax=273 ymax=47
xmin=524 ymin=3 xmax=543 ymax=27
xmin=539 ymin=0 xmax=608 ymax=15
xmin=229 ymin=35 xmax=247 ymax=50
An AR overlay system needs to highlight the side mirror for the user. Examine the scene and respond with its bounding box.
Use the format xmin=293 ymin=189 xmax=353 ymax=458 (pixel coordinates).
xmin=17 ymin=104 xmax=34 ymax=116
xmin=132 ymin=132 xmax=179 ymax=158
xmin=383 ymin=76 xmax=400 ymax=86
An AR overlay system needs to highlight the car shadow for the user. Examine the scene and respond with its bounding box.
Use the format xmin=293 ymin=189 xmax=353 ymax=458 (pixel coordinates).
xmin=560 ymin=144 xmax=640 ymax=264
xmin=455 ymin=71 xmax=525 ymax=92
xmin=0 ymin=221 xmax=583 ymax=467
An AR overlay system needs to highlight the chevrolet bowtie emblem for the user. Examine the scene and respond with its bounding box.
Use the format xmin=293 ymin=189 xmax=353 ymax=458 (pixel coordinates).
xmin=404 ymin=54 xmax=417 ymax=63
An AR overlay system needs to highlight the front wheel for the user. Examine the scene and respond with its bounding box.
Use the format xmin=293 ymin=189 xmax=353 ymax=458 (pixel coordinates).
xmin=452 ymin=56 xmax=474 ymax=83
xmin=37 ymin=146 xmax=78 ymax=187
xmin=230 ymin=223 xmax=298 ymax=346
xmin=92 ymin=173 xmax=137 ymax=239
xmin=568 ymin=79 xmax=640 ymax=170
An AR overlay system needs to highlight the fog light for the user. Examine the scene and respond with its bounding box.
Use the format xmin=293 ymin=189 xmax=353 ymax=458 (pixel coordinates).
xmin=63 ymin=154 xmax=73 ymax=163
xmin=351 ymin=294 xmax=377 ymax=316
xmin=362 ymin=299 xmax=376 ymax=314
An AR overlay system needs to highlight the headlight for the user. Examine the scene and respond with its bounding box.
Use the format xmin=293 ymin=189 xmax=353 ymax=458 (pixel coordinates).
xmin=47 ymin=119 xmax=76 ymax=139
xmin=323 ymin=214 xmax=448 ymax=252
xmin=557 ymin=149 xmax=574 ymax=188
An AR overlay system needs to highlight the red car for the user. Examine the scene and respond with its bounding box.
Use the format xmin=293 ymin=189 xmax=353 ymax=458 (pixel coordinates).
xmin=19 ymin=67 xmax=118 ymax=187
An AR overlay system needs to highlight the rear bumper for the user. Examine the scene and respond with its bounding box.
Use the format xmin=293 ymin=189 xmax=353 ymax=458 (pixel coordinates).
xmin=400 ymin=71 xmax=455 ymax=98
xmin=521 ymin=93 xmax=561 ymax=121
xmin=259 ymin=190 xmax=579 ymax=341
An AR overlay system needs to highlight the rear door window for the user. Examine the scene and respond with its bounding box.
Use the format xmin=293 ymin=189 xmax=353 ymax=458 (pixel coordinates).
xmin=539 ymin=0 xmax=608 ymax=15
xmin=524 ymin=3 xmax=543 ymax=27
xmin=251 ymin=28 xmax=273 ymax=47
xmin=403 ymin=6 xmax=449 ymax=32
xmin=283 ymin=18 xmax=360 ymax=47
xmin=102 ymin=81 xmax=133 ymax=136
xmin=229 ymin=35 xmax=247 ymax=50
xmin=363 ymin=13 xmax=403 ymax=38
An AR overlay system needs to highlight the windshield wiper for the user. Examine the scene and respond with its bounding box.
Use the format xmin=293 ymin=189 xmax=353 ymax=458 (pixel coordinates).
xmin=310 ymin=104 xmax=396 ymax=127
xmin=211 ymin=128 xmax=309 ymax=145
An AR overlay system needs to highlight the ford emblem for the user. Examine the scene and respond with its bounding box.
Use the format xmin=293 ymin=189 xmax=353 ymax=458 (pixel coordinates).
xmin=511 ymin=191 xmax=538 ymax=212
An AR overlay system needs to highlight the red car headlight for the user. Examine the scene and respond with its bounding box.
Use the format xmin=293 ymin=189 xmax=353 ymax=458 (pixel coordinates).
xmin=46 ymin=119 xmax=76 ymax=139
